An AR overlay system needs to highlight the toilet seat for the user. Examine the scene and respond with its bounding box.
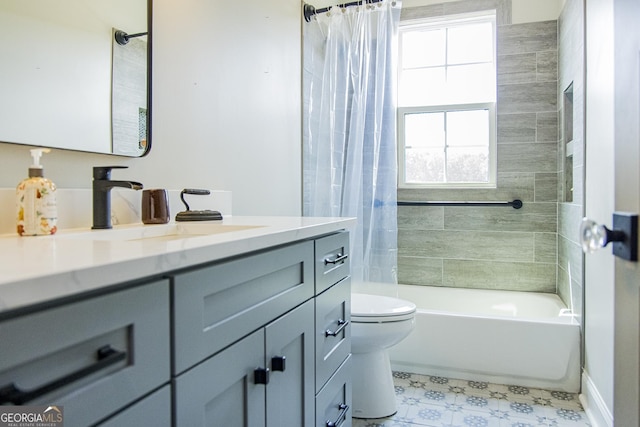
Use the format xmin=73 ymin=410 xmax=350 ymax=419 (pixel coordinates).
xmin=351 ymin=293 xmax=416 ymax=323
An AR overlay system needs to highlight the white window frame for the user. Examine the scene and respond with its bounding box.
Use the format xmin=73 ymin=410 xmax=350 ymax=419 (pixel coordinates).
xmin=397 ymin=12 xmax=497 ymax=189
xmin=398 ymin=103 xmax=497 ymax=188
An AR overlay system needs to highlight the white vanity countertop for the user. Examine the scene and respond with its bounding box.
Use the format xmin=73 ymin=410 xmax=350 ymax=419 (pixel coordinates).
xmin=0 ymin=216 xmax=356 ymax=315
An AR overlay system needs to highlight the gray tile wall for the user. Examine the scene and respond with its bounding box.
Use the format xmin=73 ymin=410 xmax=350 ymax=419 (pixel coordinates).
xmin=398 ymin=0 xmax=560 ymax=293
xmin=557 ymin=0 xmax=585 ymax=324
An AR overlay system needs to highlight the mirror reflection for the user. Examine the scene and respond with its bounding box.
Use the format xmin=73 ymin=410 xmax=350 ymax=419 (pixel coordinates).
xmin=0 ymin=0 xmax=150 ymax=157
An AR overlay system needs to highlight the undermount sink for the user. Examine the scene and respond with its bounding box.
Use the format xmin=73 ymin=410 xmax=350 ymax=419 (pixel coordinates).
xmin=58 ymin=223 xmax=265 ymax=242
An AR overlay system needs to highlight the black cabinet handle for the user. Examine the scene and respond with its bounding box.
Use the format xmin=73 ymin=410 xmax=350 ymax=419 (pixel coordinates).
xmin=271 ymin=356 xmax=286 ymax=372
xmin=326 ymin=403 xmax=349 ymax=427
xmin=254 ymin=368 xmax=270 ymax=385
xmin=324 ymin=253 xmax=348 ymax=265
xmin=325 ymin=319 xmax=349 ymax=337
xmin=0 ymin=345 xmax=126 ymax=405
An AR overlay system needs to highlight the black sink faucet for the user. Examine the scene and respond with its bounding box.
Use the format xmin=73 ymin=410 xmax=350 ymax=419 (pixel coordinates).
xmin=92 ymin=166 xmax=143 ymax=229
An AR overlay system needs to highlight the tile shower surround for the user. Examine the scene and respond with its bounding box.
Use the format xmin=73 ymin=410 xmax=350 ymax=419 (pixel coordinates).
xmin=397 ymin=0 xmax=583 ymax=312
xmin=352 ymin=371 xmax=590 ymax=427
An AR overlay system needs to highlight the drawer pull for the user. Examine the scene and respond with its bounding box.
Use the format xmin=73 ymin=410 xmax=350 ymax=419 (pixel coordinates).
xmin=0 ymin=345 xmax=126 ymax=405
xmin=325 ymin=319 xmax=349 ymax=337
xmin=326 ymin=403 xmax=349 ymax=427
xmin=271 ymin=356 xmax=286 ymax=372
xmin=324 ymin=253 xmax=348 ymax=265
xmin=254 ymin=367 xmax=270 ymax=385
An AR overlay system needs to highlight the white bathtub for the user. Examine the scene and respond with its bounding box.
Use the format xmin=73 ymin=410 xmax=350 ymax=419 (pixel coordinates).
xmin=387 ymin=285 xmax=581 ymax=392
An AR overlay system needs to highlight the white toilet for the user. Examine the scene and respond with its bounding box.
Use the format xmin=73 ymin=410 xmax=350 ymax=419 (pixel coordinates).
xmin=350 ymin=293 xmax=416 ymax=419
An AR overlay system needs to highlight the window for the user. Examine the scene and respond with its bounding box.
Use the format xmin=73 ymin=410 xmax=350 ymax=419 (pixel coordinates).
xmin=397 ymin=13 xmax=497 ymax=188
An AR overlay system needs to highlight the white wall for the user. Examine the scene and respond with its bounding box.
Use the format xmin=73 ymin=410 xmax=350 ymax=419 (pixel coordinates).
xmin=511 ymin=0 xmax=563 ymax=23
xmin=400 ymin=0 xmax=563 ymax=22
xmin=0 ymin=0 xmax=302 ymax=217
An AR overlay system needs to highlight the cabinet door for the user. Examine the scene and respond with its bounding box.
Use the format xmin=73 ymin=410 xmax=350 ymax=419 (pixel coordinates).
xmin=174 ymin=329 xmax=266 ymax=427
xmin=265 ymin=300 xmax=315 ymax=427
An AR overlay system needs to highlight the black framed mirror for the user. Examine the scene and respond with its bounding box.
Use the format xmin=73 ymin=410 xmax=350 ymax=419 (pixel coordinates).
xmin=0 ymin=0 xmax=152 ymax=157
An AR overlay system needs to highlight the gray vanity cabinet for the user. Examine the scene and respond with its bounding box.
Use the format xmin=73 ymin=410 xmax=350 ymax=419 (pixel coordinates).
xmin=314 ymin=233 xmax=352 ymax=427
xmin=0 ymin=280 xmax=171 ymax=427
xmin=172 ymin=232 xmax=351 ymax=427
xmin=0 ymin=229 xmax=351 ymax=427
xmin=174 ymin=300 xmax=315 ymax=426
xmin=172 ymin=240 xmax=316 ymax=426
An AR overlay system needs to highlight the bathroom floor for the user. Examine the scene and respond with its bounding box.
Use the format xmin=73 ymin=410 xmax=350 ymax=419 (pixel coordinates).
xmin=352 ymin=371 xmax=591 ymax=427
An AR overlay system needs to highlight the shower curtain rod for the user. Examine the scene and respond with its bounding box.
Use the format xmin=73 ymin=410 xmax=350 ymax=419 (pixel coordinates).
xmin=304 ymin=0 xmax=385 ymax=22
xmin=397 ymin=199 xmax=524 ymax=209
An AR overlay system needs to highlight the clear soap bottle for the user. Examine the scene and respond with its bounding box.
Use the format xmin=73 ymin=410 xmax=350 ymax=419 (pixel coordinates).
xmin=16 ymin=148 xmax=58 ymax=236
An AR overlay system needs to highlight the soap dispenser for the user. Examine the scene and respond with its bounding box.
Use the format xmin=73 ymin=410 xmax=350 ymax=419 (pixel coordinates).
xmin=16 ymin=148 xmax=58 ymax=236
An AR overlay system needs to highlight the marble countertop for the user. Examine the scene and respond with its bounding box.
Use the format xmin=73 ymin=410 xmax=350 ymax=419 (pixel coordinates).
xmin=0 ymin=216 xmax=355 ymax=315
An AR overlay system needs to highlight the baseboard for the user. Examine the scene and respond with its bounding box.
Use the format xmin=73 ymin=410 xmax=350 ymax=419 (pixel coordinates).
xmin=580 ymin=372 xmax=613 ymax=427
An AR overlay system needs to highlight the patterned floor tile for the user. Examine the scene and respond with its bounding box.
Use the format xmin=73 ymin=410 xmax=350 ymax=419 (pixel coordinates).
xmin=351 ymin=372 xmax=591 ymax=427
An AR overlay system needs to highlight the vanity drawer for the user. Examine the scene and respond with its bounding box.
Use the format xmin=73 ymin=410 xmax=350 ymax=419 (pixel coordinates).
xmin=172 ymin=240 xmax=315 ymax=374
xmin=0 ymin=280 xmax=170 ymax=427
xmin=315 ymin=277 xmax=351 ymax=392
xmin=316 ymin=355 xmax=352 ymax=427
xmin=315 ymin=232 xmax=350 ymax=294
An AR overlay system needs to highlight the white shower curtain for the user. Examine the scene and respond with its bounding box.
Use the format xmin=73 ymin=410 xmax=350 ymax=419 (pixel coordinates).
xmin=303 ymin=1 xmax=402 ymax=285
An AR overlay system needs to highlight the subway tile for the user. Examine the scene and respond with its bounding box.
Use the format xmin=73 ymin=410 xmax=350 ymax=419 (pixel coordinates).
xmin=536 ymin=111 xmax=559 ymax=142
xmin=497 ymin=113 xmax=536 ymax=143
xmin=398 ymin=256 xmax=443 ymax=286
xmin=558 ymin=234 xmax=583 ymax=285
xmin=497 ymin=81 xmax=558 ymax=114
xmin=572 ymin=164 xmax=584 ymax=205
xmin=557 ymin=265 xmax=568 ymax=303
xmin=498 ymin=142 xmax=558 ymax=173
xmin=403 ymin=0 xmax=512 ymax=24
xmin=395 ymin=9 xmax=569 ymax=298
xmin=537 ymin=50 xmax=558 ymax=82
xmin=443 ymin=202 xmax=557 ymax=233
xmin=443 ymin=0 xmax=498 ymax=15
xmin=534 ymin=172 xmax=558 ymax=202
xmin=535 ymin=232 xmax=557 ymax=263
xmin=401 ymin=4 xmax=443 ymax=20
xmin=556 ymin=265 xmax=582 ymax=312
xmin=443 ymin=260 xmax=557 ymax=292
xmin=498 ymin=53 xmax=537 ymax=85
xmin=558 ymin=202 xmax=583 ymax=242
xmin=498 ymin=21 xmax=558 ymax=56
xmin=497 ymin=0 xmax=512 ymax=25
xmin=398 ymin=229 xmax=534 ymax=262
xmin=398 ymin=173 xmax=535 ymax=204
xmin=398 ymin=205 xmax=444 ymax=230
xmin=572 ymin=135 xmax=585 ymax=169
xmin=569 ymin=274 xmax=583 ymax=325
xmin=496 ymin=173 xmax=536 ymax=201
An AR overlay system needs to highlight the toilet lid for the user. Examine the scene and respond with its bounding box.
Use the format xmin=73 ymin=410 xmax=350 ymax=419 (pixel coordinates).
xmin=351 ymin=293 xmax=416 ymax=322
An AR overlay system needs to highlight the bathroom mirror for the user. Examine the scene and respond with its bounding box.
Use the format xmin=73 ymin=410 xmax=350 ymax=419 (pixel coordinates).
xmin=0 ymin=0 xmax=152 ymax=157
